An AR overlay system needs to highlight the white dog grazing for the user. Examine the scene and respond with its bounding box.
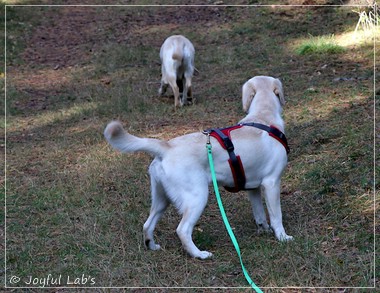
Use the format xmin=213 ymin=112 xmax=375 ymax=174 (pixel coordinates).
xmin=104 ymin=76 xmax=293 ymax=259
xmin=158 ymin=35 xmax=195 ymax=108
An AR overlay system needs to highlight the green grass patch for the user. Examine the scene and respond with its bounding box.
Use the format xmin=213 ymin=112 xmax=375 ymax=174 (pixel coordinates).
xmin=296 ymin=34 xmax=346 ymax=55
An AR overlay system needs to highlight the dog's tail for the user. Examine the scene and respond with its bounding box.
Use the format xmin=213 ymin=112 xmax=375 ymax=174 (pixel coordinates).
xmin=172 ymin=44 xmax=183 ymax=61
xmin=104 ymin=121 xmax=169 ymax=158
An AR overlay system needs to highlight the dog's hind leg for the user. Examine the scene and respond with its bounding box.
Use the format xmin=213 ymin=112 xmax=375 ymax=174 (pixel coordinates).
xmin=262 ymin=179 xmax=293 ymax=242
xmin=166 ymin=76 xmax=180 ymax=107
xmin=143 ymin=175 xmax=169 ymax=251
xmin=248 ymin=189 xmax=271 ymax=233
xmin=184 ymin=72 xmax=193 ymax=105
xmin=175 ymin=189 xmax=212 ymax=259
xmin=159 ymin=66 xmax=169 ymax=96
xmin=158 ymin=81 xmax=169 ymax=96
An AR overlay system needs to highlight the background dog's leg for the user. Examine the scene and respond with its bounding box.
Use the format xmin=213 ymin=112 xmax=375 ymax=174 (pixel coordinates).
xmin=166 ymin=77 xmax=180 ymax=107
xmin=184 ymin=74 xmax=193 ymax=105
xmin=175 ymin=193 xmax=212 ymax=259
xmin=158 ymin=81 xmax=168 ymax=96
xmin=262 ymin=180 xmax=293 ymax=242
xmin=143 ymin=177 xmax=169 ymax=251
xmin=177 ymin=77 xmax=187 ymax=107
xmin=248 ymin=189 xmax=271 ymax=233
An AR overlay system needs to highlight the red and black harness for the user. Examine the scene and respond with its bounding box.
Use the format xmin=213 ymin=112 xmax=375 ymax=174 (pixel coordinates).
xmin=203 ymin=123 xmax=290 ymax=192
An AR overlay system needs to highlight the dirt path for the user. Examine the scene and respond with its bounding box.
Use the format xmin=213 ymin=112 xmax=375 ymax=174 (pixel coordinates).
xmin=20 ymin=5 xmax=229 ymax=69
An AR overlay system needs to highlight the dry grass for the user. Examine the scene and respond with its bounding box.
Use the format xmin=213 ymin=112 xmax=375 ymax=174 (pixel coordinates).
xmin=3 ymin=1 xmax=378 ymax=291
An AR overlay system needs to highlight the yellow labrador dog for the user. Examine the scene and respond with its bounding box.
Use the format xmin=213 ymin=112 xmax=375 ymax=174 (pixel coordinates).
xmin=104 ymin=76 xmax=293 ymax=259
xmin=158 ymin=35 xmax=195 ymax=108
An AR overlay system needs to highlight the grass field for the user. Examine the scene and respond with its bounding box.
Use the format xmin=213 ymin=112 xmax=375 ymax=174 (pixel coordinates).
xmin=3 ymin=0 xmax=379 ymax=291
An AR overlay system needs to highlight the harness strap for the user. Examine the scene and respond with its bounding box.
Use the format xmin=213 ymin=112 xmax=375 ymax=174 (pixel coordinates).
xmin=209 ymin=128 xmax=246 ymax=192
xmin=241 ymin=122 xmax=290 ymax=154
xmin=203 ymin=122 xmax=290 ymax=193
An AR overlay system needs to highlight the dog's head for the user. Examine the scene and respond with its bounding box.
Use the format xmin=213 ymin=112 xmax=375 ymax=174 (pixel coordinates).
xmin=242 ymin=76 xmax=285 ymax=113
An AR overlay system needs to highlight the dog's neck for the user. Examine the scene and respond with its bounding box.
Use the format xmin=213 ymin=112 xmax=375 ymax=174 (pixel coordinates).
xmin=239 ymin=94 xmax=285 ymax=132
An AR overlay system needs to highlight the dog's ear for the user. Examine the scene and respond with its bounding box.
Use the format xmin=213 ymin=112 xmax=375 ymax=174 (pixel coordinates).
xmin=242 ymin=81 xmax=256 ymax=113
xmin=274 ymin=78 xmax=285 ymax=106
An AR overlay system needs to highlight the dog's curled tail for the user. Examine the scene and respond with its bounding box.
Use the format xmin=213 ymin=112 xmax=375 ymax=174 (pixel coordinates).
xmin=172 ymin=44 xmax=184 ymax=61
xmin=104 ymin=121 xmax=169 ymax=158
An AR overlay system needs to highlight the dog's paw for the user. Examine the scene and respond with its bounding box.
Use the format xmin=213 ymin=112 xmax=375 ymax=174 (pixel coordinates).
xmin=150 ymin=243 xmax=161 ymax=250
xmin=279 ymin=234 xmax=294 ymax=242
xmin=256 ymin=222 xmax=272 ymax=234
xmin=145 ymin=239 xmax=161 ymax=251
xmin=186 ymin=97 xmax=194 ymax=105
xmin=197 ymin=251 xmax=213 ymax=260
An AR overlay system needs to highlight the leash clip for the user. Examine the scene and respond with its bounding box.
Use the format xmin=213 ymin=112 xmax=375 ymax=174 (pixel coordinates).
xmin=202 ymin=129 xmax=211 ymax=145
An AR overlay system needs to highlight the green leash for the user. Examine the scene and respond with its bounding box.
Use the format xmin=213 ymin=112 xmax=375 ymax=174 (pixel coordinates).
xmin=206 ymin=141 xmax=263 ymax=293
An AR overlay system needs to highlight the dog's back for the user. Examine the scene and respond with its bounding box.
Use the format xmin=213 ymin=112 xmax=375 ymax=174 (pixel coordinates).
xmin=160 ymin=35 xmax=194 ymax=75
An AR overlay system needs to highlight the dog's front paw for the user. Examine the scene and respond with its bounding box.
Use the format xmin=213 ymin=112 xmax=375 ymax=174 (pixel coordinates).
xmin=279 ymin=234 xmax=294 ymax=242
xmin=197 ymin=251 xmax=213 ymax=260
